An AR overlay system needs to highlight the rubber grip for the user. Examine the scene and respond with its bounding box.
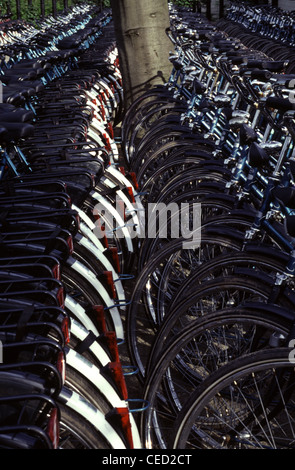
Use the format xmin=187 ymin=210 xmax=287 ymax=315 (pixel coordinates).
xmin=272 ymin=74 xmax=295 ymax=86
xmin=265 ymin=96 xmax=295 ymax=111
xmin=250 ymin=69 xmax=272 ymax=80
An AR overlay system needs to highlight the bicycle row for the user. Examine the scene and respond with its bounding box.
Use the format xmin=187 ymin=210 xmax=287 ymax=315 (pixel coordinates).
xmin=122 ymin=5 xmax=295 ymax=449
xmin=216 ymin=2 xmax=295 ymax=72
xmin=0 ymin=5 xmax=144 ymax=449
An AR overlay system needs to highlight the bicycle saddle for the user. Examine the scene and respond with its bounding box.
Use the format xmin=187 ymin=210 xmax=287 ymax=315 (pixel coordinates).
xmin=273 ymin=186 xmax=295 ymax=210
xmin=229 ymin=115 xmax=249 ymax=130
xmin=0 ymin=122 xmax=34 ymax=142
xmin=45 ymin=50 xmax=73 ymax=62
xmin=2 ymin=90 xmax=26 ymax=106
xmin=260 ymin=141 xmax=282 ymax=152
xmin=285 ymin=214 xmax=295 ymax=237
xmin=0 ymin=108 xmax=34 ymax=123
xmin=265 ymin=96 xmax=295 ymax=112
xmin=1 ymin=68 xmax=46 ymax=85
xmin=248 ymin=142 xmax=270 ymax=168
xmin=239 ymin=123 xmax=258 ymax=146
xmin=17 ymin=57 xmax=51 ymax=69
xmin=3 ymin=79 xmax=43 ymax=94
xmin=0 ymin=126 xmax=9 ymax=140
xmin=213 ymin=94 xmax=232 ymax=107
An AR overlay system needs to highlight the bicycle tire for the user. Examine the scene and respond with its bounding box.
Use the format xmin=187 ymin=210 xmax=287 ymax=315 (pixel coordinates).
xmin=171 ymin=347 xmax=295 ymax=449
xmin=65 ymin=350 xmax=129 ymax=414
xmin=127 ymin=105 xmax=187 ymax=161
xmin=136 ymin=147 xmax=217 ymax=187
xmin=130 ymin=260 xmax=295 ymax=382
xmin=129 ymin=137 xmax=213 ymax=177
xmin=58 ymin=398 xmax=126 ymax=449
xmin=61 ymin=264 xmax=123 ymax=340
xmin=127 ymin=228 xmax=246 ymax=380
xmin=121 ymin=88 xmax=176 ymax=144
xmin=144 ymin=165 xmax=232 ymax=206
xmin=139 ymin=154 xmax=216 ymax=205
xmin=122 ymin=93 xmax=179 ymax=157
xmin=138 ymin=207 xmax=256 ymax=270
xmin=148 ymin=270 xmax=295 ymax=372
xmin=167 ymin=243 xmax=290 ymax=312
xmin=141 ymin=309 xmax=294 ymax=449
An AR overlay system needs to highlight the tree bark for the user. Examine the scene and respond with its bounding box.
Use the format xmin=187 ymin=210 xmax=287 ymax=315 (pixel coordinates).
xmin=110 ymin=0 xmax=172 ymax=107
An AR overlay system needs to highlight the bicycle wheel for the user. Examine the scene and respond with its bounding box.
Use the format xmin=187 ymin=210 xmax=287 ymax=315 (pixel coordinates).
xmin=127 ymin=104 xmax=187 ymax=161
xmin=129 ymin=137 xmax=213 ymax=177
xmin=127 ymin=228 xmax=246 ymax=381
xmin=65 ymin=365 xmax=114 ymax=415
xmin=148 ymin=167 xmax=232 ymax=206
xmin=148 ymin=271 xmax=295 ymax=373
xmin=131 ymin=256 xmax=295 ymax=383
xmin=141 ymin=309 xmax=294 ymax=449
xmin=62 ymin=264 xmax=123 ymax=340
xmin=134 ymin=141 xmax=215 ymax=186
xmin=83 ymin=191 xmax=135 ymax=266
xmin=121 ymin=88 xmax=176 ymax=145
xmin=166 ymin=243 xmax=290 ymax=313
xmin=172 ymin=347 xmax=295 ymax=449
xmin=58 ymin=399 xmax=126 ymax=449
xmin=139 ymin=202 xmax=255 ymax=269
xmin=122 ymin=93 xmax=180 ymax=158
xmin=139 ymin=154 xmax=216 ymax=206
xmin=65 ymin=344 xmax=131 ymax=421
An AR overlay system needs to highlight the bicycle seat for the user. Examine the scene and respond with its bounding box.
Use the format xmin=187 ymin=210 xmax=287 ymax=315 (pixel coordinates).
xmin=248 ymin=142 xmax=270 ymax=168
xmin=261 ymin=60 xmax=289 ymax=73
xmin=265 ymin=96 xmax=295 ymax=112
xmin=0 ymin=122 xmax=34 ymax=142
xmin=272 ymin=186 xmax=295 ymax=209
xmin=0 ymin=108 xmax=34 ymax=123
xmin=285 ymin=214 xmax=295 ymax=237
xmin=0 ymin=104 xmax=19 ymax=112
xmin=6 ymin=83 xmax=38 ymax=97
xmin=239 ymin=123 xmax=258 ymax=146
xmin=17 ymin=57 xmax=51 ymax=69
xmin=232 ymin=110 xmax=250 ymax=118
xmin=45 ymin=50 xmax=72 ymax=62
xmin=192 ymin=78 xmax=206 ymax=95
xmin=1 ymin=68 xmax=46 ymax=85
xmin=2 ymin=90 xmax=26 ymax=106
xmin=58 ymin=33 xmax=85 ymax=49
xmin=260 ymin=141 xmax=282 ymax=152
xmin=213 ymin=94 xmax=232 ymax=107
xmin=247 ymin=69 xmax=272 ymax=80
xmin=229 ymin=115 xmax=249 ymax=130
xmin=0 ymin=126 xmax=9 ymax=140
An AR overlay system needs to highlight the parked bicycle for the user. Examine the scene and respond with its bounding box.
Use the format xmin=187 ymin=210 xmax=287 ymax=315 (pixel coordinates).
xmin=121 ymin=3 xmax=295 ymax=449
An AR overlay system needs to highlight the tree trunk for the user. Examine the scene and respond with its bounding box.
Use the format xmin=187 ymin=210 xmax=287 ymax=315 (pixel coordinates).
xmin=52 ymin=0 xmax=57 ymax=18
xmin=219 ymin=0 xmax=224 ymax=18
xmin=40 ymin=0 xmax=45 ymax=18
xmin=110 ymin=0 xmax=172 ymax=107
xmin=15 ymin=0 xmax=21 ymax=18
xmin=206 ymin=0 xmax=211 ymax=20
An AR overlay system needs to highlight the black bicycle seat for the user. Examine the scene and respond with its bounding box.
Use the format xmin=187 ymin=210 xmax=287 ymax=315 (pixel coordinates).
xmin=0 ymin=122 xmax=34 ymax=142
xmin=0 ymin=108 xmax=34 ymax=123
